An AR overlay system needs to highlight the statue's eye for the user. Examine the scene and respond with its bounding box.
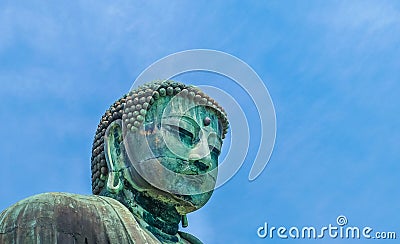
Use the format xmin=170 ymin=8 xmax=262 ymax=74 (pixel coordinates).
xmin=167 ymin=124 xmax=195 ymax=146
xmin=178 ymin=126 xmax=195 ymax=145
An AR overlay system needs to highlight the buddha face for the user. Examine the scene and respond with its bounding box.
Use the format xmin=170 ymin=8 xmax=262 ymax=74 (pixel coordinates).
xmin=123 ymin=95 xmax=223 ymax=213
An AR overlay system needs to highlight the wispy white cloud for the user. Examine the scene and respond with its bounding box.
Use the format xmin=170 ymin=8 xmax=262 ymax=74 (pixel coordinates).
xmin=319 ymin=1 xmax=399 ymax=33
xmin=309 ymin=0 xmax=400 ymax=53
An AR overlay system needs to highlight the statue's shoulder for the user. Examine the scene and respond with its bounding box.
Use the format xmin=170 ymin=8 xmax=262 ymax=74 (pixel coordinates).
xmin=0 ymin=192 xmax=160 ymax=244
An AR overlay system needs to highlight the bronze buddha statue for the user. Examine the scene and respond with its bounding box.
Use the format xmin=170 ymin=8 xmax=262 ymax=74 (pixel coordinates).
xmin=0 ymin=80 xmax=229 ymax=243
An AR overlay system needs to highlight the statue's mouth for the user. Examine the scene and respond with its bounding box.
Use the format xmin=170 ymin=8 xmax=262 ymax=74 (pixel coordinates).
xmin=130 ymin=156 xmax=217 ymax=195
xmin=136 ymin=156 xmax=216 ymax=178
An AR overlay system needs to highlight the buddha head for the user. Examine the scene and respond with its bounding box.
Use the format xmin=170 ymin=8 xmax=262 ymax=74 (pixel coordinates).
xmin=90 ymin=80 xmax=229 ymax=216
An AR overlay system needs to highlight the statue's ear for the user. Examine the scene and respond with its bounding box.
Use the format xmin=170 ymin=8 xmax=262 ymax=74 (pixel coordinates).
xmin=104 ymin=119 xmax=124 ymax=193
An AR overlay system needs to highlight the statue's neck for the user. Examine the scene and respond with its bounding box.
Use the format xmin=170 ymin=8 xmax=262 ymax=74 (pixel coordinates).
xmin=134 ymin=190 xmax=181 ymax=234
xmin=101 ymin=188 xmax=182 ymax=242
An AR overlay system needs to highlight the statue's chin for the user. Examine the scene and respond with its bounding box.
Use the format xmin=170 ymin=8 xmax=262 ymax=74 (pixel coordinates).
xmin=146 ymin=187 xmax=214 ymax=215
xmin=174 ymin=190 xmax=214 ymax=214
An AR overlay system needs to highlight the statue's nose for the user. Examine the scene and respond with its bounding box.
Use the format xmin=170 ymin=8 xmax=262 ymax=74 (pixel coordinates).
xmin=188 ymin=133 xmax=212 ymax=171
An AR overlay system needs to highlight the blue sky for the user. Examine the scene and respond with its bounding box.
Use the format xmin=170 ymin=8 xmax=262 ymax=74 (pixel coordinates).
xmin=1 ymin=1 xmax=399 ymax=243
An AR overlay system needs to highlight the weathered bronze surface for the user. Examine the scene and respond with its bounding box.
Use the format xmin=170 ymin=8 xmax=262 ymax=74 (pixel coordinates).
xmin=0 ymin=80 xmax=229 ymax=243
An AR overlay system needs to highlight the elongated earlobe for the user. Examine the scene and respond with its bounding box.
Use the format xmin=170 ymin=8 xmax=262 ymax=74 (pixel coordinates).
xmin=104 ymin=119 xmax=124 ymax=194
xmin=106 ymin=171 xmax=122 ymax=193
